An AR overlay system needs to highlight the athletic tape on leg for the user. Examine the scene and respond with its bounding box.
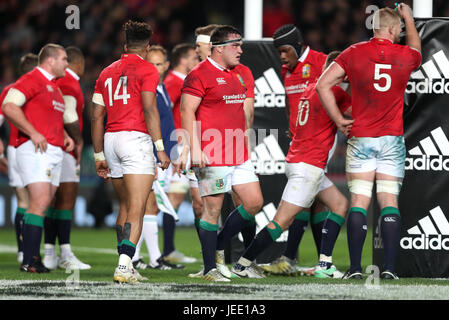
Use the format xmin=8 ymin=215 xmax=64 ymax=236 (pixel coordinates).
xmin=376 ymin=180 xmax=402 ymax=195
xmin=348 ymin=179 xmax=373 ymax=197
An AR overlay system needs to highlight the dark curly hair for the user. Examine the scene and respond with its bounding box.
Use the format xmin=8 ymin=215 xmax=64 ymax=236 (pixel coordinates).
xmin=123 ymin=20 xmax=153 ymax=49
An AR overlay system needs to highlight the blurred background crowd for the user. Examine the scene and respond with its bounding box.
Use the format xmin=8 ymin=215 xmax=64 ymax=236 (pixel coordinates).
xmin=0 ymin=0 xmax=448 ymax=180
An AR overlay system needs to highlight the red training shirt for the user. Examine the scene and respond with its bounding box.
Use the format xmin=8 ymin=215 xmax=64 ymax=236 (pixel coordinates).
xmin=0 ymin=83 xmax=19 ymax=147
xmin=164 ymin=70 xmax=184 ymax=129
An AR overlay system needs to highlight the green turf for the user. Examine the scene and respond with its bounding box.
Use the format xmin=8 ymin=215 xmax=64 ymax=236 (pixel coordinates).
xmin=1 ymin=227 xmax=449 ymax=300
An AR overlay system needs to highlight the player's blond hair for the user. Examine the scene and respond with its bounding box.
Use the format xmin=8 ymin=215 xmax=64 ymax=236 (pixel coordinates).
xmin=373 ymin=8 xmax=401 ymax=32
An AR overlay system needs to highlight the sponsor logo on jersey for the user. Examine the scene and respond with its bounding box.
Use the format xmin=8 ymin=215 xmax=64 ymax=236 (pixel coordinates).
xmin=406 ymin=50 xmax=449 ymax=94
xmin=254 ymin=68 xmax=285 ymax=108
xmin=216 ymin=77 xmax=226 ymax=85
xmin=405 ymin=126 xmax=449 ymax=171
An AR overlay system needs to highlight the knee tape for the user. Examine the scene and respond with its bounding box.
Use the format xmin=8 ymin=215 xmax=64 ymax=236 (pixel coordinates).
xmin=376 ymin=180 xmax=402 ymax=195
xmin=348 ymin=179 xmax=373 ymax=197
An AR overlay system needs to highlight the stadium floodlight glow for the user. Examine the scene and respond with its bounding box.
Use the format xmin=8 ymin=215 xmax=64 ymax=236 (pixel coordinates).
xmin=244 ymin=0 xmax=262 ymax=40
xmin=413 ymin=0 xmax=432 ymax=18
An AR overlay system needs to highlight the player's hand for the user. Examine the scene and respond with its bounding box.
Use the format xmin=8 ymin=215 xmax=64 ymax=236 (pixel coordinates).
xmin=396 ymin=3 xmax=413 ymax=21
xmin=174 ymin=146 xmax=189 ymax=177
xmin=157 ymin=151 xmax=170 ymax=170
xmin=64 ymin=136 xmax=75 ymax=153
xmin=285 ymin=130 xmax=292 ymax=140
xmin=336 ymin=118 xmax=354 ymax=137
xmin=74 ymin=141 xmax=84 ymax=165
xmin=30 ymin=131 xmax=47 ymax=153
xmin=0 ymin=155 xmax=8 ymax=174
xmin=95 ymin=160 xmax=110 ymax=180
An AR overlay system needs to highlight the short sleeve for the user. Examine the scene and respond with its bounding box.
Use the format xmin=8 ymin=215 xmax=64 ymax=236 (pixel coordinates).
xmin=92 ymin=75 xmax=105 ymax=106
xmin=334 ymin=46 xmax=353 ymax=74
xmin=332 ymin=86 xmax=351 ymax=113
xmin=404 ymin=46 xmax=422 ymax=70
xmin=140 ymin=63 xmax=159 ymax=94
xmin=182 ymin=71 xmax=206 ymax=98
xmin=12 ymin=75 xmax=37 ymax=101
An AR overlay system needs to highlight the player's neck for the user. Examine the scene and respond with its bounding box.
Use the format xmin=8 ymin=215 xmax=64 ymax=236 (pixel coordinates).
xmin=173 ymin=66 xmax=187 ymax=76
xmin=373 ymin=33 xmax=394 ymax=43
xmin=126 ymin=49 xmax=146 ymax=59
xmin=37 ymin=64 xmax=56 ymax=79
xmin=209 ymin=55 xmax=229 ymax=70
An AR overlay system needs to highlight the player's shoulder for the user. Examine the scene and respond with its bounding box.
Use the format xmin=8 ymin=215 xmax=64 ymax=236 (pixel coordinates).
xmin=309 ymin=48 xmax=327 ymax=60
xmin=234 ymin=63 xmax=251 ymax=73
xmin=14 ymin=69 xmax=40 ymax=87
xmin=97 ymin=59 xmax=120 ymax=78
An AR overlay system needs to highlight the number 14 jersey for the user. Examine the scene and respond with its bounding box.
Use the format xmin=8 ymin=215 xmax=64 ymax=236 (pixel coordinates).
xmin=93 ymin=53 xmax=159 ymax=134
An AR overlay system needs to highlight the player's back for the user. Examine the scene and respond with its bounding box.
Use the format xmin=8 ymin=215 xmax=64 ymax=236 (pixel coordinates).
xmin=94 ymin=53 xmax=159 ymax=134
xmin=335 ymin=38 xmax=421 ymax=137
xmin=57 ymin=69 xmax=84 ymax=130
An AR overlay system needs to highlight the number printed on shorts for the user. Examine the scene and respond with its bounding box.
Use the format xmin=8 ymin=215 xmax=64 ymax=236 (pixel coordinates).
xmin=296 ymin=100 xmax=310 ymax=127
xmin=104 ymin=76 xmax=131 ymax=106
xmin=373 ymin=63 xmax=392 ymax=92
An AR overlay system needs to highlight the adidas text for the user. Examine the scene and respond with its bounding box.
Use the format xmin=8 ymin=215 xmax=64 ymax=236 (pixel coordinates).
xmin=406 ymin=78 xmax=449 ymax=94
xmin=254 ymin=93 xmax=285 ymax=108
xmin=405 ymin=155 xmax=449 ymax=171
xmin=252 ymin=160 xmax=285 ymax=175
xmin=400 ymin=234 xmax=449 ymax=250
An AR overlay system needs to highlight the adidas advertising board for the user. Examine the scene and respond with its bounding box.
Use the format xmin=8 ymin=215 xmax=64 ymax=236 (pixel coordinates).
xmin=373 ymin=18 xmax=449 ymax=277
xmin=224 ymin=40 xmax=291 ymax=263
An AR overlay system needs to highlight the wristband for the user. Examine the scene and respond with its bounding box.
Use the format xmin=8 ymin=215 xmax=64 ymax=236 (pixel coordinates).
xmin=154 ymin=139 xmax=164 ymax=152
xmin=94 ymin=151 xmax=105 ymax=162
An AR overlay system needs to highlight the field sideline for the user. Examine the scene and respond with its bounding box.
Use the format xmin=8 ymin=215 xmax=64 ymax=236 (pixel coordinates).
xmin=1 ymin=227 xmax=449 ymax=301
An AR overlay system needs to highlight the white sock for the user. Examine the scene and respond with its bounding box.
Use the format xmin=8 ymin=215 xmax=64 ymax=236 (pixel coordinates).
xmin=44 ymin=244 xmax=55 ymax=257
xmin=118 ymin=254 xmax=131 ymax=271
xmin=238 ymin=257 xmax=252 ymax=267
xmin=142 ymin=215 xmax=162 ymax=266
xmin=132 ymin=233 xmax=144 ymax=262
xmin=319 ymin=254 xmax=332 ymax=264
xmin=60 ymin=244 xmax=72 ymax=258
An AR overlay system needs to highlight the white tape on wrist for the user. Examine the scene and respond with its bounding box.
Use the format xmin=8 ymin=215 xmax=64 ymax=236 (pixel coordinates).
xmin=154 ymin=139 xmax=164 ymax=152
xmin=94 ymin=151 xmax=105 ymax=162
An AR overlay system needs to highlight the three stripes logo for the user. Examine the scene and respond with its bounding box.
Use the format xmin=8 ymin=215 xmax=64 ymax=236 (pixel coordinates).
xmin=400 ymin=206 xmax=449 ymax=250
xmin=254 ymin=68 xmax=285 ymax=108
xmin=238 ymin=202 xmax=288 ymax=243
xmin=406 ymin=49 xmax=449 ymax=94
xmin=251 ymin=134 xmax=285 ymax=175
xmin=405 ymin=126 xmax=449 ymax=171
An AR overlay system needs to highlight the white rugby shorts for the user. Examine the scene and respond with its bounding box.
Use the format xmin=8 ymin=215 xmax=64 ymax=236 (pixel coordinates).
xmin=104 ymin=131 xmax=155 ymax=178
xmin=7 ymin=146 xmax=24 ymax=188
xmin=60 ymin=152 xmax=80 ymax=183
xmin=16 ymin=140 xmax=63 ymax=187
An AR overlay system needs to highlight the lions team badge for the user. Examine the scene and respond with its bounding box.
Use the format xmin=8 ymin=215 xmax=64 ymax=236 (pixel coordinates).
xmin=236 ymin=73 xmax=246 ymax=87
xmin=302 ymin=64 xmax=311 ymax=78
xmin=46 ymin=168 xmax=51 ymax=178
xmin=216 ymin=178 xmax=224 ymax=190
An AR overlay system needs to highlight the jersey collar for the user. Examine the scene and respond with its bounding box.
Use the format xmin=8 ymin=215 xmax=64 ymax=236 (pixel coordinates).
xmin=298 ymin=46 xmax=310 ymax=63
xmin=66 ymin=67 xmax=80 ymax=81
xmin=36 ymin=66 xmax=55 ymax=81
xmin=207 ymin=57 xmax=228 ymax=72
xmin=171 ymin=70 xmax=187 ymax=80
xmin=371 ymin=37 xmax=394 ymax=44
xmin=121 ymin=53 xmax=145 ymax=60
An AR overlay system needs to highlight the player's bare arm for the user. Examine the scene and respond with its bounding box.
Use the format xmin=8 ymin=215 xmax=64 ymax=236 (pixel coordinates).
xmin=180 ymin=92 xmax=208 ymax=168
xmin=316 ymin=62 xmax=354 ymax=136
xmin=142 ymin=90 xmax=170 ymax=170
xmin=2 ymin=101 xmax=47 ymax=153
xmin=63 ymin=96 xmax=84 ymax=164
xmin=243 ymin=97 xmax=254 ymax=151
xmin=63 ymin=129 xmax=75 ymax=152
xmin=91 ymin=103 xmax=109 ymax=179
xmin=397 ymin=3 xmax=421 ymax=52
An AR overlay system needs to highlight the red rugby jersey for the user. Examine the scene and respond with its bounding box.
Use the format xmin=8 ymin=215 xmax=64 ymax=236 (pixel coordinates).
xmin=282 ymin=47 xmax=327 ymax=137
xmin=182 ymin=58 xmax=249 ymax=166
xmin=233 ymin=63 xmax=255 ymax=98
xmin=57 ymin=68 xmax=84 ymax=156
xmin=335 ymin=38 xmax=421 ymax=138
xmin=0 ymin=83 xmax=19 ymax=147
xmin=164 ymin=70 xmax=184 ymax=129
xmin=11 ymin=68 xmax=66 ymax=148
xmin=93 ymin=54 xmax=159 ymax=134
xmin=286 ymin=82 xmax=351 ymax=169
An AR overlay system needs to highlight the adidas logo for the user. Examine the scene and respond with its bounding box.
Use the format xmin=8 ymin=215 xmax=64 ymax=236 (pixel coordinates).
xmin=238 ymin=202 xmax=288 ymax=243
xmin=406 ymin=49 xmax=449 ymax=94
xmin=251 ymin=134 xmax=285 ymax=175
xmin=400 ymin=206 xmax=449 ymax=250
xmin=254 ymin=68 xmax=285 ymax=108
xmin=405 ymin=126 xmax=449 ymax=171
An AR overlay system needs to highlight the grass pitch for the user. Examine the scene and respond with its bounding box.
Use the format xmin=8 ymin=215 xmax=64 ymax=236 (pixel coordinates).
xmin=0 ymin=227 xmax=449 ymax=301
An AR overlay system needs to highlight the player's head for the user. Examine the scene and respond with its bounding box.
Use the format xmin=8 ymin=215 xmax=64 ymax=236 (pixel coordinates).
xmin=66 ymin=46 xmax=85 ymax=77
xmin=123 ymin=20 xmax=152 ymax=55
xmin=147 ymin=45 xmax=169 ymax=83
xmin=195 ymin=24 xmax=221 ymax=61
xmin=19 ymin=53 xmax=38 ymax=75
xmin=372 ymin=8 xmax=402 ymax=43
xmin=38 ymin=43 xmax=68 ymax=78
xmin=324 ymin=51 xmax=341 ymax=70
xmin=210 ymin=25 xmax=243 ymax=69
xmin=273 ymin=24 xmax=305 ymax=69
xmin=171 ymin=43 xmax=199 ymax=73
